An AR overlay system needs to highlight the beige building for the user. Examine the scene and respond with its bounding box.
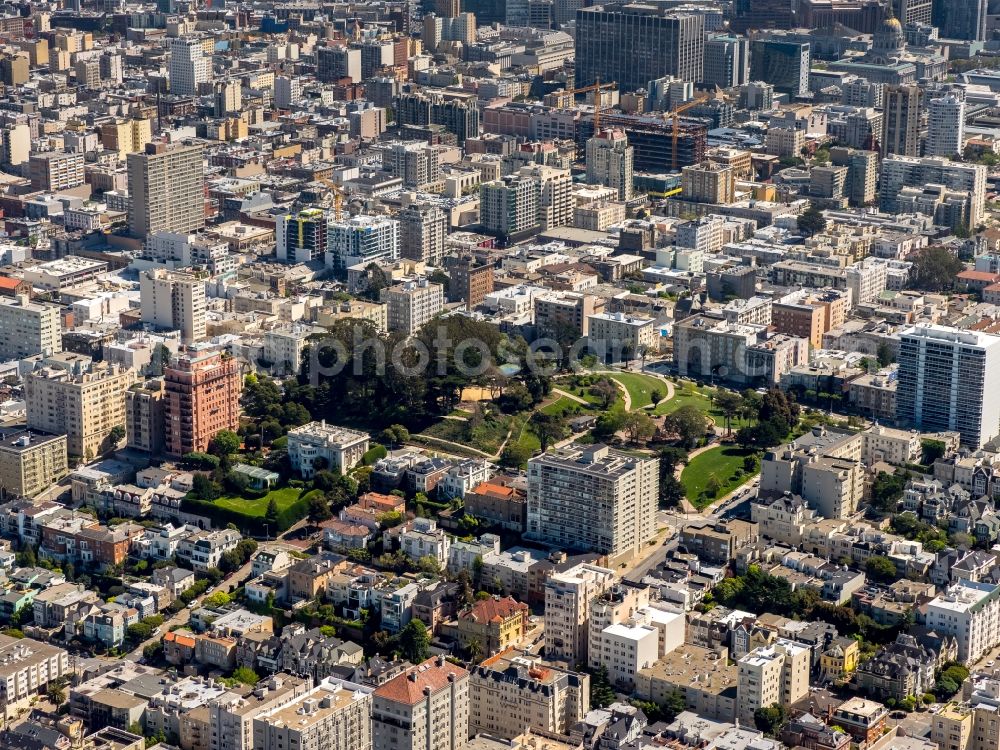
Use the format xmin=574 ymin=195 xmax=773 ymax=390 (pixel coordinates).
xmin=372 ymin=656 xmax=470 ymax=750
xmin=587 ymin=312 xmax=658 ymax=359
xmin=287 ymin=421 xmax=370 ymax=478
xmin=313 ymin=299 xmax=388 ymax=333
xmin=99 ymin=118 xmax=152 ymax=155
xmin=0 ymin=634 xmax=70 ymax=719
xmin=381 ymin=279 xmax=444 ymax=335
xmin=209 ymin=674 xmax=311 ymax=750
xmin=736 ymin=640 xmax=811 ymax=725
xmin=765 ymin=128 xmax=805 ymax=158
xmin=636 ymin=645 xmax=738 ymax=722
xmin=127 ymin=141 xmax=205 ymax=238
xmin=25 ymin=356 xmax=136 ymax=459
xmin=534 ymin=292 xmax=601 ymax=339
xmin=140 ymin=269 xmax=207 ymax=344
xmin=0 ymin=429 xmax=67 ymax=499
xmin=681 ymin=161 xmax=735 ymax=204
xmin=253 ymin=677 xmax=374 ymax=750
xmin=469 ymin=649 xmax=589 ymax=739
xmin=543 ymin=563 xmax=616 ymax=665
xmin=125 ymin=379 xmax=165 ymax=454
xmin=29 ymin=151 xmax=84 ymax=192
xmin=527 ymin=444 xmax=659 ymax=558
xmin=0 ymin=295 xmax=62 ymax=360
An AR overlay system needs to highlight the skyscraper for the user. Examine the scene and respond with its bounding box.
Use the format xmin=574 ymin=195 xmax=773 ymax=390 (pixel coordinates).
xmin=749 ymin=39 xmax=810 ymax=97
xmin=882 ymin=85 xmax=924 ymax=156
xmin=925 ymin=92 xmax=965 ymax=158
xmin=276 ymin=208 xmax=327 ymax=263
xmin=896 ymin=324 xmax=1000 ymax=448
xmin=481 ymin=175 xmax=540 ymax=239
xmin=703 ymin=35 xmax=750 ymax=89
xmin=168 ymin=37 xmax=210 ymax=96
xmin=574 ymin=5 xmax=704 ymax=92
xmin=127 ymin=142 xmax=205 ymax=238
xmin=586 ymin=129 xmax=634 ymax=201
xmin=934 ymin=0 xmax=987 ymax=40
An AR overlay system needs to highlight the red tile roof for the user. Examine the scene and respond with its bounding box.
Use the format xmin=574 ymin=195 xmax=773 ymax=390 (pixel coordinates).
xmin=0 ymin=277 xmax=22 ymax=290
xmin=374 ymin=657 xmax=469 ymax=705
xmin=461 ymin=596 xmax=529 ymax=624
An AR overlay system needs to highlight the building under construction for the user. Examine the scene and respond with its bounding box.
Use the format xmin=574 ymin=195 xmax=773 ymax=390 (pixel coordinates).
xmin=577 ymin=113 xmax=707 ymax=172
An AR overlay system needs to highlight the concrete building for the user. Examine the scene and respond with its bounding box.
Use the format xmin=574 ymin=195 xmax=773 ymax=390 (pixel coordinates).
xmin=681 ymin=162 xmax=734 ymax=204
xmin=127 ymin=142 xmax=205 ymax=238
xmin=99 ymin=118 xmax=152 ymax=155
xmin=703 ymin=35 xmax=750 ymax=88
xmin=29 ymin=151 xmax=84 ymax=192
xmin=925 ymin=580 xmax=1000 ymax=664
xmin=534 ymin=292 xmax=600 ymax=339
xmin=25 ymin=357 xmax=135 ymax=459
xmin=481 ymin=175 xmax=540 ymax=238
xmin=0 ymin=295 xmax=61 ymax=361
xmin=586 ymin=129 xmax=634 ymax=201
xmin=287 ymin=421 xmax=370 ymax=477
xmin=0 ymin=635 xmax=69 ymax=719
xmin=163 ymin=350 xmax=241 ymax=457
xmin=0 ymin=429 xmax=68 ymax=499
xmin=168 ymin=37 xmax=210 ymax=95
xmin=209 ymin=674 xmax=312 ymax=750
xmin=926 ymin=93 xmax=965 ymax=158
xmin=399 ymin=203 xmax=448 ymax=265
xmin=896 ymin=325 xmax=1000 ymax=448
xmin=125 ymin=379 xmax=165 ymax=455
xmin=587 ymin=312 xmax=658 ymax=360
xmin=317 ymin=46 xmax=362 ymax=83
xmin=372 ymin=656 xmax=470 ymax=750
xmin=750 ymin=39 xmax=810 ymax=97
xmin=326 ymin=215 xmax=399 ymax=275
xmin=527 ymin=443 xmax=659 ymax=557
xmin=883 ymin=85 xmax=924 ymax=157
xmin=736 ymin=640 xmax=811 ymax=725
xmin=252 ymin=677 xmax=374 ymax=750
xmin=880 ymin=156 xmax=985 ymax=228
xmin=636 ymin=646 xmax=738 ymax=722
xmin=381 ymin=280 xmax=444 ymax=335
xmin=139 ymin=269 xmax=207 ymax=344
xmin=544 ymin=563 xmax=616 ymax=665
xmin=277 ymin=209 xmax=327 ymax=264
xmin=829 ymin=147 xmax=878 ymax=206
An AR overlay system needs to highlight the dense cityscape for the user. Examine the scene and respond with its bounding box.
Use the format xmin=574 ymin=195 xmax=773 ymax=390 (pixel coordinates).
xmin=3 ymin=1 xmax=1000 ymax=750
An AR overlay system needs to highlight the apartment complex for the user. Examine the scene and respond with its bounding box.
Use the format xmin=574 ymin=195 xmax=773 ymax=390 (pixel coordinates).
xmin=139 ymin=269 xmax=207 ymax=344
xmin=736 ymin=640 xmax=811 ymax=724
xmin=372 ymin=656 xmax=470 ymax=750
xmin=25 ymin=356 xmax=136 ymax=459
xmin=381 ymin=279 xmax=444 ymax=335
xmin=0 ymin=295 xmax=61 ymax=360
xmin=543 ymin=562 xmax=616 ymax=665
xmin=0 ymin=429 xmax=68 ymax=499
xmin=526 ymin=443 xmax=659 ymax=557
xmin=0 ymin=635 xmax=69 ymax=719
xmin=326 ymin=215 xmax=400 ymax=274
xmin=127 ymin=142 xmax=206 ymax=238
xmin=252 ymin=677 xmax=374 ymax=750
xmin=586 ymin=129 xmax=634 ymax=201
xmin=163 ymin=349 xmax=241 ymax=456
xmin=125 ymin=379 xmax=165 ymax=454
xmin=925 ymin=580 xmax=1000 ymax=664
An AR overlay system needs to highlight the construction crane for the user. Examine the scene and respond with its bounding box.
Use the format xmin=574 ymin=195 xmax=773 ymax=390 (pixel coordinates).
xmin=562 ymin=78 xmax=617 ymax=133
xmin=665 ymin=93 xmax=710 ymax=171
xmin=318 ymin=177 xmax=345 ymax=221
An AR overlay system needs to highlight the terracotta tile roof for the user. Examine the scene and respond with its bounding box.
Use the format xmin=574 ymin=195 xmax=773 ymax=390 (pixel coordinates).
xmin=471 ymin=482 xmax=514 ymax=497
xmin=0 ymin=277 xmax=22 ymax=290
xmin=958 ymin=270 xmax=1000 ymax=282
xmin=374 ymin=656 xmax=469 ymax=705
xmin=461 ymin=596 xmax=529 ymax=624
xmin=164 ymin=631 xmax=196 ymax=648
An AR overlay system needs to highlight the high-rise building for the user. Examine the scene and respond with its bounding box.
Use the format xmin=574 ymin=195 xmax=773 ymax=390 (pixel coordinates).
xmin=882 ymin=85 xmax=924 ymax=156
xmin=28 ymin=151 xmax=85 ymax=192
xmin=372 ymin=656 xmax=470 ymax=750
xmin=381 ymin=280 xmax=444 ymax=335
xmin=127 ymin=142 xmax=205 ymax=238
xmin=325 ymin=215 xmax=399 ymax=274
xmin=0 ymin=295 xmax=61 ymax=361
xmin=163 ymin=349 xmax=241 ymax=456
xmin=126 ymin=379 xmax=165 ymax=454
xmin=934 ymin=0 xmax=987 ymax=40
xmin=252 ymin=677 xmax=374 ymax=750
xmin=879 ymin=155 xmax=986 ymax=227
xmin=276 ymin=209 xmax=327 ymax=263
xmin=520 ymin=164 xmax=572 ymax=230
xmin=925 ymin=580 xmax=1000 ymax=663
xmin=481 ymin=175 xmax=540 ymax=239
xmin=749 ymin=39 xmax=810 ymax=97
xmin=586 ymin=129 xmax=634 ymax=201
xmin=274 ymin=76 xmax=301 ymax=108
xmin=209 ymin=675 xmax=312 ymax=750
xmin=395 ymin=91 xmax=480 ymax=144
xmin=829 ymin=146 xmax=878 ymax=206
xmin=446 ymin=256 xmax=495 ymax=310
xmin=0 ymin=429 xmax=67 ymax=499
xmin=385 ymin=142 xmax=442 ymax=187
xmin=732 ymin=0 xmax=795 ymax=31
xmin=316 ymin=45 xmax=362 ymax=83
xmin=168 ymin=37 xmax=210 ymax=96
xmin=737 ymin=641 xmax=811 ymax=724
xmin=681 ymin=161 xmax=735 ymax=204
xmin=702 ymin=35 xmax=750 ymax=88
xmin=139 ymin=269 xmax=207 ymax=344
xmin=399 ymin=203 xmax=447 ymax=265
xmin=574 ymin=5 xmax=704 ymax=91
xmin=25 ymin=356 xmax=136 ymax=459
xmin=895 ymin=0 xmax=932 ymax=23
xmin=897 ymin=325 xmax=1000 ymax=448
xmin=0 ymin=122 xmax=29 ymax=166
xmin=925 ymin=92 xmax=965 ymax=158
xmin=99 ymin=118 xmax=152 ymax=155
xmin=526 ymin=443 xmax=659 ymax=557
xmin=543 ymin=563 xmax=616 ymax=665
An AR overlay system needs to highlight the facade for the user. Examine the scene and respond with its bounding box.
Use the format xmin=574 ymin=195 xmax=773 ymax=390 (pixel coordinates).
xmin=925 ymin=93 xmax=965 ymax=158
xmin=749 ymin=39 xmax=810 ymax=97
xmin=737 ymin=640 xmax=811 ymax=725
xmin=287 ymin=421 xmax=370 ymax=477
xmin=586 ymin=129 xmax=634 ymax=201
xmin=382 ymin=280 xmax=444 ymax=335
xmin=28 ymin=151 xmax=84 ymax=192
xmin=587 ymin=312 xmax=657 ymax=359
xmin=399 ymin=204 xmax=448 ymax=265
xmin=543 ymin=563 xmax=616 ymax=665
xmin=125 ymin=380 xmax=165 ymax=454
xmin=25 ymin=359 xmax=135 ymax=460
xmin=139 ymin=269 xmax=207 ymax=344
xmin=252 ymin=677 xmax=374 ymax=750
xmin=127 ymin=142 xmax=205 ymax=238
xmin=574 ymin=5 xmax=704 ymax=91
xmin=276 ymin=209 xmax=327 ymax=264
xmin=0 ymin=429 xmax=68 ymax=498
xmin=168 ymin=37 xmax=210 ymax=95
xmin=481 ymin=176 xmax=539 ymax=238
xmin=0 ymin=295 xmax=61 ymax=361
xmin=371 ymin=656 xmax=470 ymax=750
xmin=882 ymin=85 xmax=924 ymax=156
xmin=0 ymin=635 xmax=69 ymax=719
xmin=703 ymin=35 xmax=750 ymax=88
xmin=925 ymin=580 xmax=1000 ymax=664
xmin=527 ymin=443 xmax=659 ymax=557
xmin=163 ymin=350 xmax=241 ymax=457
xmin=896 ymin=325 xmax=1000 ymax=448
xmin=326 ymin=215 xmax=400 ymax=274
xmin=682 ymin=162 xmax=735 ymax=204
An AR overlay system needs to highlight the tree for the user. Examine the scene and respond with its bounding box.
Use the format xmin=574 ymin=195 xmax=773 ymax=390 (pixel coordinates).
xmin=921 ymin=439 xmax=947 ymax=465
xmin=400 ymin=619 xmax=430 ymax=663
xmin=623 ymin=411 xmax=656 ymax=445
xmin=378 ymin=424 xmax=410 ymax=447
xmin=591 ymin=379 xmax=619 ymax=409
xmin=590 ymin=666 xmax=616 ymax=708
xmin=530 ymin=413 xmax=570 ymax=452
xmin=190 ymin=473 xmax=219 ymax=501
xmin=754 ymin=704 xmax=787 ymax=736
xmin=264 ymin=497 xmax=280 ymax=528
xmin=308 ymin=493 xmax=332 ymax=522
xmin=911 ymin=246 xmax=964 ymax=292
xmin=870 ymin=472 xmax=906 ymax=512
xmin=47 ymin=678 xmax=66 ymax=707
xmin=877 ymin=342 xmax=895 ymax=367
xmin=797 ymin=202 xmax=827 ymax=237
xmin=662 ymin=405 xmax=710 ymax=449
xmin=209 ymin=430 xmax=241 ymax=457
xmin=108 ymin=425 xmax=126 ymax=446
xmin=713 ymin=391 xmax=744 ymax=436
xmin=865 ymin=555 xmax=898 ymax=583
xmin=500 ymin=442 xmax=533 ymax=468
xmin=650 ymin=388 xmax=664 ymax=406
xmin=231 ymin=667 xmax=259 ymax=686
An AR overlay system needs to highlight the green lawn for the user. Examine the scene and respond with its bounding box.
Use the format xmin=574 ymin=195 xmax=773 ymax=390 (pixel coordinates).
xmin=655 ymin=384 xmax=753 ymax=430
xmin=212 ymin=486 xmax=306 ymax=517
xmin=680 ymin=446 xmax=758 ymax=509
xmin=607 ymin=373 xmax=668 ymax=410
xmin=420 ymin=413 xmax=513 ymax=454
xmin=539 ymin=396 xmax=593 ymax=418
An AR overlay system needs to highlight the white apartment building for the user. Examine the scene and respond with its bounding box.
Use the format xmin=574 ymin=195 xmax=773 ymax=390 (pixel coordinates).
xmin=925 ymin=580 xmax=1000 ymax=664
xmin=527 ymin=443 xmax=659 ymax=557
xmin=0 ymin=295 xmax=61 ymax=361
xmin=326 ymin=215 xmax=399 ymax=274
xmin=252 ymin=677 xmax=374 ymax=750
xmin=586 ymin=129 xmax=634 ymax=201
xmin=598 ymin=623 xmax=659 ymax=691
xmin=587 ymin=312 xmax=658 ymax=359
xmin=544 ymin=562 xmax=616 ymax=665
xmin=925 ymin=93 xmax=965 ymax=158
xmin=168 ymin=37 xmax=210 ymax=96
xmin=381 ymin=279 xmax=444 ymax=335
xmin=263 ymin=324 xmax=322 ymax=376
xmin=0 ymin=635 xmax=69 ymax=719
xmin=139 ymin=268 xmax=207 ymax=344
xmin=736 ymin=640 xmax=811 ymax=725
xmin=372 ymin=656 xmax=470 ymax=750
xmin=287 ymin=421 xmax=370 ymax=477
xmin=399 ymin=517 xmax=451 ymax=566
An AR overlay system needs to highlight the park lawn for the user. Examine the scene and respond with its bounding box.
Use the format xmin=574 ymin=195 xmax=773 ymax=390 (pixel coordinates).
xmin=607 ymin=373 xmax=668 ymax=410
xmin=420 ymin=413 xmax=513 ymax=454
xmin=539 ymin=396 xmax=593 ymax=418
xmin=212 ymin=486 xmax=306 ymax=517
xmin=655 ymin=384 xmax=753 ymax=430
xmin=680 ymin=446 xmax=758 ymax=510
